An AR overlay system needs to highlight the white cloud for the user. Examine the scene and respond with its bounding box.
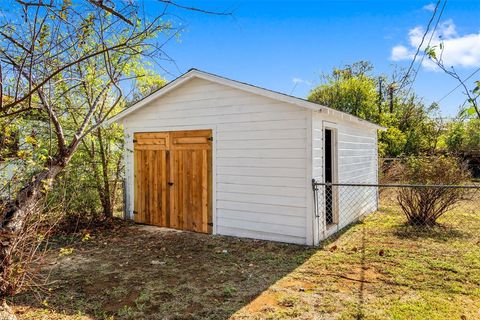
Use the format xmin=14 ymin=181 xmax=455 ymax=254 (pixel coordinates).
xmin=423 ymin=3 xmax=436 ymax=12
xmin=391 ymin=45 xmax=414 ymax=61
xmin=390 ymin=19 xmax=480 ymax=71
xmin=292 ymin=77 xmax=312 ymax=86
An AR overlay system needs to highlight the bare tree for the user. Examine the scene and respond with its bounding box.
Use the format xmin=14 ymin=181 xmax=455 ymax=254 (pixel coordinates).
xmin=426 ymin=44 xmax=480 ymax=119
xmin=0 ymin=1 xmax=232 ymax=316
xmin=0 ymin=0 xmax=187 ymax=317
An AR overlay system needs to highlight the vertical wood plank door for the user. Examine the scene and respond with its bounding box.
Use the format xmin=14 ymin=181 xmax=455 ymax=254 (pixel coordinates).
xmin=133 ymin=130 xmax=212 ymax=234
xmin=133 ymin=132 xmax=169 ymax=226
xmin=169 ymin=130 xmax=213 ymax=233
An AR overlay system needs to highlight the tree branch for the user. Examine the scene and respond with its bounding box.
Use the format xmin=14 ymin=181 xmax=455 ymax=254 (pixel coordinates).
xmin=3 ymin=34 xmax=148 ymax=110
xmin=87 ymin=0 xmax=134 ymax=26
xmin=159 ymin=0 xmax=232 ymax=16
xmin=14 ymin=0 xmax=53 ymax=7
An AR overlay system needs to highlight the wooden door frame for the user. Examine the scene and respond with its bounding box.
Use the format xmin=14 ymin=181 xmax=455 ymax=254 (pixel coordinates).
xmin=127 ymin=125 xmax=217 ymax=234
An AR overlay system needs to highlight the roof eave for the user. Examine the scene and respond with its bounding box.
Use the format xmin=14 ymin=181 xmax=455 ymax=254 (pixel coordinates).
xmin=316 ymin=108 xmax=386 ymax=130
xmin=105 ymin=68 xmax=385 ymax=131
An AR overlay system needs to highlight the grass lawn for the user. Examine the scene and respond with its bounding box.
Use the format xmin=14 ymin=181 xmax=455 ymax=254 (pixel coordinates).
xmin=11 ymin=197 xmax=480 ymax=320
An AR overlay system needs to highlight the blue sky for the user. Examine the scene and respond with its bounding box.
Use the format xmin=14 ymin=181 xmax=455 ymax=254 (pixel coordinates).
xmin=145 ymin=0 xmax=480 ymax=117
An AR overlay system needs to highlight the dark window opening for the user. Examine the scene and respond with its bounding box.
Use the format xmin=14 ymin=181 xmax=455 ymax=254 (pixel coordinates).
xmin=325 ymin=129 xmax=334 ymax=225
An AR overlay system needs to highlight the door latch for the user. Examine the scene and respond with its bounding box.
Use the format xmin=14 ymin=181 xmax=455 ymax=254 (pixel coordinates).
xmin=168 ymin=182 xmax=174 ymax=186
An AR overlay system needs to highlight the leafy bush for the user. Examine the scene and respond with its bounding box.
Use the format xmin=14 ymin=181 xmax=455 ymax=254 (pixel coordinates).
xmin=45 ymin=124 xmax=125 ymax=226
xmin=443 ymin=119 xmax=480 ymax=155
xmin=394 ymin=156 xmax=471 ymax=226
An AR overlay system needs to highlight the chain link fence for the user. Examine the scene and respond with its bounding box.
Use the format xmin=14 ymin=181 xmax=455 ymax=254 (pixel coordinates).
xmin=312 ymin=180 xmax=480 ymax=260
xmin=310 ymin=180 xmax=480 ymax=318
xmin=312 ymin=180 xmax=480 ymax=238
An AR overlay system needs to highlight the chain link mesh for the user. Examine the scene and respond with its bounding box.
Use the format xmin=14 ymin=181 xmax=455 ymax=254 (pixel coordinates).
xmin=313 ymin=181 xmax=480 ymax=238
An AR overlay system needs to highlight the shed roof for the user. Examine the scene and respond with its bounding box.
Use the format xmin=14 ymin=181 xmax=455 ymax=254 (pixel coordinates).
xmin=106 ymin=68 xmax=385 ymax=130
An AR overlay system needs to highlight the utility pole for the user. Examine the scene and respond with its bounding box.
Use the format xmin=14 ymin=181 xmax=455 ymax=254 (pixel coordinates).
xmin=378 ymin=77 xmax=383 ymax=115
xmin=388 ymin=84 xmax=394 ymax=113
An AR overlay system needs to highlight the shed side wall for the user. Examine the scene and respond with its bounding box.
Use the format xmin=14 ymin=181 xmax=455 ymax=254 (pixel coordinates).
xmin=312 ymin=112 xmax=378 ymax=240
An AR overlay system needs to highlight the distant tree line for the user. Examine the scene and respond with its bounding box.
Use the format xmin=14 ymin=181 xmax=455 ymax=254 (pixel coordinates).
xmin=307 ymin=61 xmax=480 ymax=177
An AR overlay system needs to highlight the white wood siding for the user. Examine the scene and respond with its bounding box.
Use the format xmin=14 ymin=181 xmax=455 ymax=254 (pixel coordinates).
xmin=312 ymin=112 xmax=378 ymax=241
xmin=123 ymin=78 xmax=309 ymax=244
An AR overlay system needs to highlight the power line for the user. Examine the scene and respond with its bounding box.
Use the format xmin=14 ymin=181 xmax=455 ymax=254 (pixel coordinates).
xmin=410 ymin=0 xmax=447 ymax=84
xmin=397 ymin=0 xmax=441 ymax=92
xmin=436 ymin=67 xmax=480 ymax=103
xmin=401 ymin=0 xmax=447 ymax=102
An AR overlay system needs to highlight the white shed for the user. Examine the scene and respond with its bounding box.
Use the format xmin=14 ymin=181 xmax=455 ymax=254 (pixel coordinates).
xmin=107 ymin=69 xmax=383 ymax=246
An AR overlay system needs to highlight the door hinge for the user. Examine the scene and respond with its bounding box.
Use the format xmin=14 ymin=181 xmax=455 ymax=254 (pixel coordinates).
xmin=208 ymin=137 xmax=213 ymax=141
xmin=133 ymin=139 xmax=137 ymax=143
xmin=133 ymin=210 xmax=138 ymax=215
xmin=207 ymin=222 xmax=213 ymax=226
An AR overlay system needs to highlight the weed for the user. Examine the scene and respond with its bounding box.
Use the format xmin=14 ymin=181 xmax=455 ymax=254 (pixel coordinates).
xmin=277 ymin=295 xmax=298 ymax=308
xmin=223 ymin=284 xmax=237 ymax=297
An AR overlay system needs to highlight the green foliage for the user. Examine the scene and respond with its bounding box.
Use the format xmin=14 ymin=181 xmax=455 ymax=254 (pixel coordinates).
xmin=443 ymin=119 xmax=480 ymax=155
xmin=0 ymin=0 xmax=169 ymax=220
xmin=128 ymin=62 xmax=168 ymax=101
xmin=308 ymin=61 xmax=379 ymax=121
xmin=308 ymin=61 xmax=443 ymax=157
xmin=378 ymin=126 xmax=406 ymax=157
xmin=0 ymin=124 xmax=19 ymax=161
xmin=390 ymin=101 xmax=440 ymax=156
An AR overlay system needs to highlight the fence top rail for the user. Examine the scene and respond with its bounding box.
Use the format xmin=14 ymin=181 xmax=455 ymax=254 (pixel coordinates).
xmin=312 ymin=180 xmax=480 ymax=189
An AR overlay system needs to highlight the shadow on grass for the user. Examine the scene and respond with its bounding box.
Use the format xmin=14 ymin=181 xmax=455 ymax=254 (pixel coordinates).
xmin=377 ymin=205 xmax=470 ymax=242
xmin=11 ymin=223 xmax=319 ymax=320
xmin=392 ymin=223 xmax=468 ymax=242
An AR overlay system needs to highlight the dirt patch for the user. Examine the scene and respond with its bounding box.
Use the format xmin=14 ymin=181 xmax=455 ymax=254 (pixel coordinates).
xmin=12 ymin=223 xmax=313 ymax=320
xmin=102 ymin=290 xmax=140 ymax=314
xmin=278 ymin=279 xmax=315 ymax=291
xmin=82 ymin=273 xmax=119 ymax=295
xmin=243 ymin=292 xmax=279 ymax=313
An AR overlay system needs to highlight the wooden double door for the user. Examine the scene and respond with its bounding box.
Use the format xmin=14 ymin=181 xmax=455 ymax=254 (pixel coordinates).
xmin=134 ymin=130 xmax=212 ymax=233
